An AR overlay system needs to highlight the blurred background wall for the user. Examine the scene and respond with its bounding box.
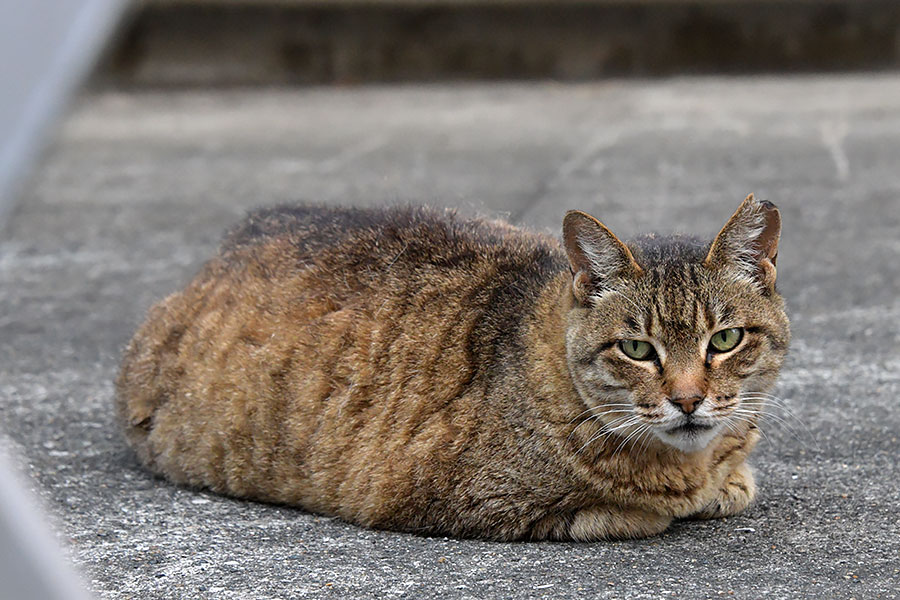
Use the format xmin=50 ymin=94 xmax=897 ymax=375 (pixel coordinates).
xmin=101 ymin=0 xmax=900 ymax=87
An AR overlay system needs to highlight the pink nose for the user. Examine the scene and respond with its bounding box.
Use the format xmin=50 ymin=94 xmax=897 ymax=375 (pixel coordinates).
xmin=669 ymin=396 xmax=704 ymax=414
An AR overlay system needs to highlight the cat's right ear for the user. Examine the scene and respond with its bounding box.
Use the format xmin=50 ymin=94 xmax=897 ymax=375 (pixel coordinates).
xmin=704 ymin=194 xmax=781 ymax=292
xmin=563 ymin=210 xmax=643 ymax=304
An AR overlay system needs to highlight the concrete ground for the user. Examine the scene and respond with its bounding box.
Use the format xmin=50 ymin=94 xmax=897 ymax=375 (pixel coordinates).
xmin=2 ymin=75 xmax=899 ymax=599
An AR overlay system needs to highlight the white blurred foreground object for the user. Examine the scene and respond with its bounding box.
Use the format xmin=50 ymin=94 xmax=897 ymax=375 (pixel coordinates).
xmin=1 ymin=0 xmax=129 ymax=597
xmin=0 ymin=452 xmax=94 ymax=600
xmin=0 ymin=0 xmax=129 ymax=225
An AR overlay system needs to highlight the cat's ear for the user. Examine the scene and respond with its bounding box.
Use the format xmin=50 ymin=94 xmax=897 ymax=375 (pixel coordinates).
xmin=704 ymin=194 xmax=781 ymax=291
xmin=563 ymin=210 xmax=643 ymax=303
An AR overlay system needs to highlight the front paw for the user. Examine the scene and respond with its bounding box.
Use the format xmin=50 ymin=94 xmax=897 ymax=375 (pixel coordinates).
xmin=692 ymin=463 xmax=756 ymax=520
xmin=531 ymin=506 xmax=672 ymax=541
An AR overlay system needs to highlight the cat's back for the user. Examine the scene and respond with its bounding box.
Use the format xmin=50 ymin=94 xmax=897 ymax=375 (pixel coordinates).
xmin=218 ymin=204 xmax=561 ymax=283
xmin=206 ymin=204 xmax=567 ymax=343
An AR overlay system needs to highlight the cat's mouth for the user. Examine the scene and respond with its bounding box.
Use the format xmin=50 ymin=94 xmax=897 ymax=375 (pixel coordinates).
xmin=654 ymin=417 xmax=722 ymax=452
xmin=666 ymin=421 xmax=715 ymax=435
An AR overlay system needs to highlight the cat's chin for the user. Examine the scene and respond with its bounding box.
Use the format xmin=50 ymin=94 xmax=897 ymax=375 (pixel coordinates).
xmin=653 ymin=421 xmax=723 ymax=453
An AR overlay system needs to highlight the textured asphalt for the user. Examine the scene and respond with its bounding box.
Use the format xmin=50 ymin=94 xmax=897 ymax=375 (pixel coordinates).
xmin=1 ymin=75 xmax=899 ymax=599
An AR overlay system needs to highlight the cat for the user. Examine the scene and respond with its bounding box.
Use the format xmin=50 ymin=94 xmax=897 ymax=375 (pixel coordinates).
xmin=115 ymin=194 xmax=789 ymax=541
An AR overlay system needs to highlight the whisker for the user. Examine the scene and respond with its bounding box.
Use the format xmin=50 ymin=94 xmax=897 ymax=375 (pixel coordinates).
xmin=611 ymin=423 xmax=649 ymax=457
xmin=569 ymin=409 xmax=634 ymax=424
xmin=568 ymin=403 xmax=633 ymax=423
xmin=636 ymin=426 xmax=657 ymax=456
xmin=630 ymin=425 xmax=655 ymax=455
xmin=567 ymin=404 xmax=636 ymax=439
xmin=568 ymin=410 xmax=634 ymax=439
xmin=726 ymin=414 xmax=772 ymax=445
xmin=575 ymin=416 xmax=641 ymax=455
xmin=741 ymin=401 xmax=808 ymax=428
xmin=722 ymin=419 xmax=741 ymax=435
xmin=568 ymin=408 xmax=632 ymax=427
xmin=738 ymin=394 xmax=815 ymax=434
xmin=586 ymin=417 xmax=647 ymax=454
xmin=740 ymin=393 xmax=803 ymax=417
xmin=732 ymin=398 xmax=819 ymax=450
xmin=740 ymin=394 xmax=795 ymax=410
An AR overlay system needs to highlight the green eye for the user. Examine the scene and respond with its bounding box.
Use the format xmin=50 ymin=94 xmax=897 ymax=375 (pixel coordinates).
xmin=620 ymin=340 xmax=656 ymax=361
xmin=709 ymin=328 xmax=744 ymax=353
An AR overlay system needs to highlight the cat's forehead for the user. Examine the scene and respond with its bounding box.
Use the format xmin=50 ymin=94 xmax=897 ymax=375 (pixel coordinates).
xmin=626 ymin=233 xmax=709 ymax=268
xmin=616 ymin=235 xmax=754 ymax=336
xmin=627 ymin=234 xmax=714 ymax=303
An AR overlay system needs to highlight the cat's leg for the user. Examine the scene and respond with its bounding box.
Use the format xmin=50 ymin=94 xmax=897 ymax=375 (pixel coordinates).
xmin=532 ymin=506 xmax=672 ymax=541
xmin=690 ymin=462 xmax=756 ymax=520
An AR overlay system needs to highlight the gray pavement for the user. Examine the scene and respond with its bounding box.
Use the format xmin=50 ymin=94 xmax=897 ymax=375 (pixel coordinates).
xmin=2 ymin=75 xmax=899 ymax=599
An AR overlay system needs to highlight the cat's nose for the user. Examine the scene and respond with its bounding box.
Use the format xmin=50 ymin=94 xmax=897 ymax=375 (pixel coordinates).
xmin=668 ymin=396 xmax=704 ymax=414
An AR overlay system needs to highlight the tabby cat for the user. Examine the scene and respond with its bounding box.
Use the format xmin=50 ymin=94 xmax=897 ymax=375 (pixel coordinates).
xmin=116 ymin=194 xmax=789 ymax=541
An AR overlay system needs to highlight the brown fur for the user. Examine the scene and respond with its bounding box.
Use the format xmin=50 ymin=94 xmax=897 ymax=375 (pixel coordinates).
xmin=116 ymin=196 xmax=790 ymax=541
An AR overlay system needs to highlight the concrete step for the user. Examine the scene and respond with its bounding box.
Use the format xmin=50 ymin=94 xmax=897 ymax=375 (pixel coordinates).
xmin=101 ymin=0 xmax=900 ymax=86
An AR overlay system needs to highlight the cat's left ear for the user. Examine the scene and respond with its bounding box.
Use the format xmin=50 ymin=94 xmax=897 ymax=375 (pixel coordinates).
xmin=704 ymin=194 xmax=781 ymax=291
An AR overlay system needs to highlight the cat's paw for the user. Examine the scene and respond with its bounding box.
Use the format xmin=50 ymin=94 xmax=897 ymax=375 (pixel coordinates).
xmin=533 ymin=506 xmax=672 ymax=541
xmin=692 ymin=463 xmax=756 ymax=520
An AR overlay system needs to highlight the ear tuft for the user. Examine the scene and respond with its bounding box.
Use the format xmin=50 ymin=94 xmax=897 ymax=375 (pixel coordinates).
xmin=704 ymin=194 xmax=781 ymax=290
xmin=562 ymin=210 xmax=642 ymax=303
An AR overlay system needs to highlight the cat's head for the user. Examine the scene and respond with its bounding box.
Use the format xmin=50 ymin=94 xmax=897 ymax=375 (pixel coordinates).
xmin=562 ymin=195 xmax=790 ymax=453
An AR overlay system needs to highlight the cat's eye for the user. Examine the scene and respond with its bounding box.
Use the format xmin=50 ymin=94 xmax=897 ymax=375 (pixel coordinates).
xmin=708 ymin=328 xmax=744 ymax=353
xmin=619 ymin=340 xmax=656 ymax=361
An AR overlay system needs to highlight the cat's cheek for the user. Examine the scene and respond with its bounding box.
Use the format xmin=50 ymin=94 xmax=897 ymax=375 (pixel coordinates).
xmin=579 ymin=363 xmax=626 ymax=389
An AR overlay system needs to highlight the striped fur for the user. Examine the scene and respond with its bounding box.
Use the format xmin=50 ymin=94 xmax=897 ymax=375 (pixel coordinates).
xmin=116 ymin=198 xmax=789 ymax=541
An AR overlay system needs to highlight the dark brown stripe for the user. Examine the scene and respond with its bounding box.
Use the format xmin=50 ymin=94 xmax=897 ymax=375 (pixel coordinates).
xmin=624 ymin=316 xmax=640 ymax=333
xmin=702 ymin=302 xmax=717 ymax=330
